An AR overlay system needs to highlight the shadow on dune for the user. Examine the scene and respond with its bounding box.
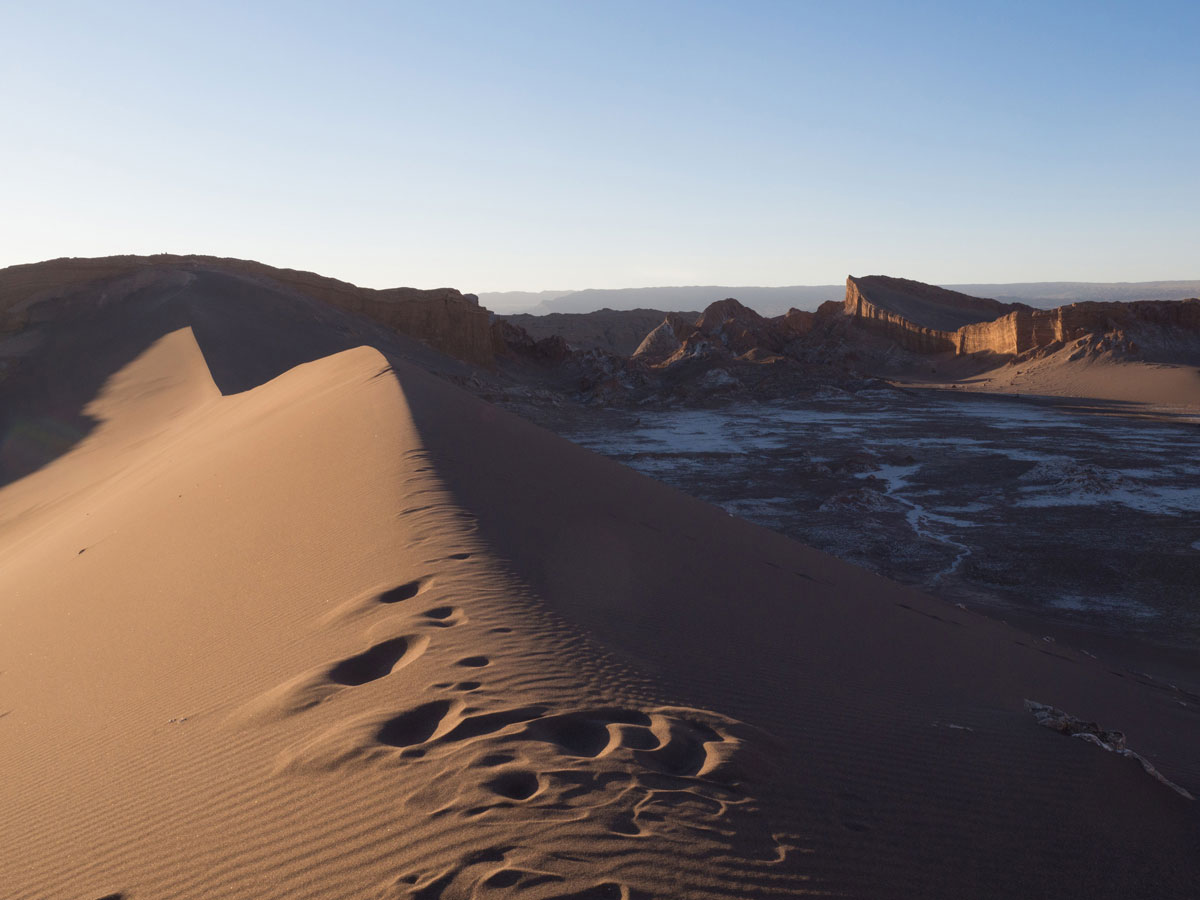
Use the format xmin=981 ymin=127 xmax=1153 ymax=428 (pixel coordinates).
xmin=0 ymin=267 xmax=470 ymax=489
xmin=389 ymin=356 xmax=1200 ymax=900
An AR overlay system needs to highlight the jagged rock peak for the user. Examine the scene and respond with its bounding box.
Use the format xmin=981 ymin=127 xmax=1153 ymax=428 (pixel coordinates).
xmin=696 ymin=297 xmax=765 ymax=334
xmin=630 ymin=312 xmax=697 ymax=363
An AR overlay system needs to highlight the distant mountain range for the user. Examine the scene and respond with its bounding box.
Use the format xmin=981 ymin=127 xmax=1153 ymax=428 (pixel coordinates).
xmin=479 ymin=280 xmax=1200 ymax=317
xmin=470 ymin=289 xmax=575 ymax=314
xmin=478 ymin=286 xmax=841 ymax=316
xmin=946 ymin=281 xmax=1200 ymax=307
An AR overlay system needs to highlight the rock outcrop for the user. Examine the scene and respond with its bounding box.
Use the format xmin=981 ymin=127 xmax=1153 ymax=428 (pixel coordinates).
xmin=0 ymin=254 xmax=493 ymax=364
xmin=498 ymin=308 xmax=698 ymax=356
xmin=632 ymin=313 xmax=698 ymax=365
xmin=490 ymin=319 xmax=572 ymax=363
xmin=603 ymin=298 xmax=893 ymax=403
xmin=1025 ymin=700 xmax=1194 ymax=800
xmin=633 ymin=299 xmax=819 ymax=366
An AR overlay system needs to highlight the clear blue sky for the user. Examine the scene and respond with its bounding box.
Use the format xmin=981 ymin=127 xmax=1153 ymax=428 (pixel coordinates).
xmin=1 ymin=1 xmax=1196 ymax=291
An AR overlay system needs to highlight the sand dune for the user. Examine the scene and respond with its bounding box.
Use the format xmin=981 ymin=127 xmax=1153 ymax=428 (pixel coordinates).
xmin=960 ymin=349 xmax=1200 ymax=409
xmin=894 ymin=348 xmax=1200 ymax=413
xmin=2 ymin=279 xmax=1199 ymax=898
xmin=1 ymin=327 xmax=801 ymax=898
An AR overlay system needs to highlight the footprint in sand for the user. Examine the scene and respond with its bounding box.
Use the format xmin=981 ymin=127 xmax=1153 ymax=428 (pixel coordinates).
xmin=549 ymin=885 xmax=628 ymax=900
xmin=367 ymin=702 xmax=742 ymax=781
xmin=524 ymin=708 xmax=653 ymax=759
xmin=421 ymin=606 xmax=466 ymax=628
xmin=377 ymin=700 xmax=459 ymax=747
xmin=379 ymin=579 xmax=429 ymax=603
xmin=438 ymin=706 xmax=549 ymax=743
xmin=485 ymin=769 xmax=541 ymax=801
xmin=473 ymin=752 xmax=515 ymax=767
xmin=327 ymin=636 xmax=427 ymax=686
xmin=321 ymin=578 xmax=433 ymax=624
xmin=374 ymin=703 xmax=548 ymax=750
xmin=392 ymin=845 xmax=631 ymax=900
xmin=230 ymin=634 xmax=429 ymax=724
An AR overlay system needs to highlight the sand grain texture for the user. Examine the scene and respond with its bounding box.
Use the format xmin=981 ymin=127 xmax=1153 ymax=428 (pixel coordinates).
xmin=2 ymin=279 xmax=1199 ymax=899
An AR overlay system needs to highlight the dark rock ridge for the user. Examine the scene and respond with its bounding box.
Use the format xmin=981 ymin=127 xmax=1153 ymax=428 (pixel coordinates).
xmin=528 ymin=284 xmax=844 ymax=317
xmin=0 ymin=254 xmax=493 ymax=364
xmin=490 ymin=319 xmax=572 ymax=364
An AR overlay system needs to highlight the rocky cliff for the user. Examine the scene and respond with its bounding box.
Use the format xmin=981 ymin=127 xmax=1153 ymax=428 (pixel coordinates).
xmin=0 ymin=254 xmax=493 ymax=364
xmin=844 ymin=274 xmax=1200 ymax=361
xmin=844 ymin=275 xmax=1025 ymax=354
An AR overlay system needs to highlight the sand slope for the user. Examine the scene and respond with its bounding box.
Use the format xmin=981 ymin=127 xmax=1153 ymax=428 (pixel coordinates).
xmin=2 ymin=295 xmax=1199 ymax=897
xmin=1 ymin=328 xmax=805 ymax=899
xmin=895 ymin=345 xmax=1200 ymax=412
xmin=961 ymin=349 xmax=1200 ymax=409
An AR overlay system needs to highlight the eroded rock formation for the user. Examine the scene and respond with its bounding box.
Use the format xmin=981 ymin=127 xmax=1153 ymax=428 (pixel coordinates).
xmin=845 ymin=275 xmax=1025 ymax=354
xmin=845 ymin=274 xmax=1200 ymax=361
xmin=490 ymin=319 xmax=572 ymax=363
xmin=632 ymin=299 xmax=822 ymax=366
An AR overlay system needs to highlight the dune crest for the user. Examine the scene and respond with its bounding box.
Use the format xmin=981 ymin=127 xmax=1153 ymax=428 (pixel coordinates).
xmin=0 ymin=330 xmax=805 ymax=899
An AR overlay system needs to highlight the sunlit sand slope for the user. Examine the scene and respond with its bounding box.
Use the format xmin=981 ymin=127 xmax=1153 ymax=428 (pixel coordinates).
xmin=0 ymin=330 xmax=805 ymax=899
xmin=963 ymin=349 xmax=1200 ymax=408
xmin=1 ymin=326 xmax=1197 ymax=899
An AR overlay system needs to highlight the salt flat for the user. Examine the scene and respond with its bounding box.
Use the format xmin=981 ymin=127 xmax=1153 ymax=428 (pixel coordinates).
xmin=562 ymin=391 xmax=1200 ymax=651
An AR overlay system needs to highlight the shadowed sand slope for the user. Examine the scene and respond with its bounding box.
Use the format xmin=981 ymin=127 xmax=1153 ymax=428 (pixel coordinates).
xmin=0 ymin=265 xmax=479 ymax=489
xmin=0 ymin=327 xmax=1198 ymax=899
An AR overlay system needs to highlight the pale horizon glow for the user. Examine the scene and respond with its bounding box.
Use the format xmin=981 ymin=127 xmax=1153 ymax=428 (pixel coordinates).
xmin=1 ymin=1 xmax=1197 ymax=293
